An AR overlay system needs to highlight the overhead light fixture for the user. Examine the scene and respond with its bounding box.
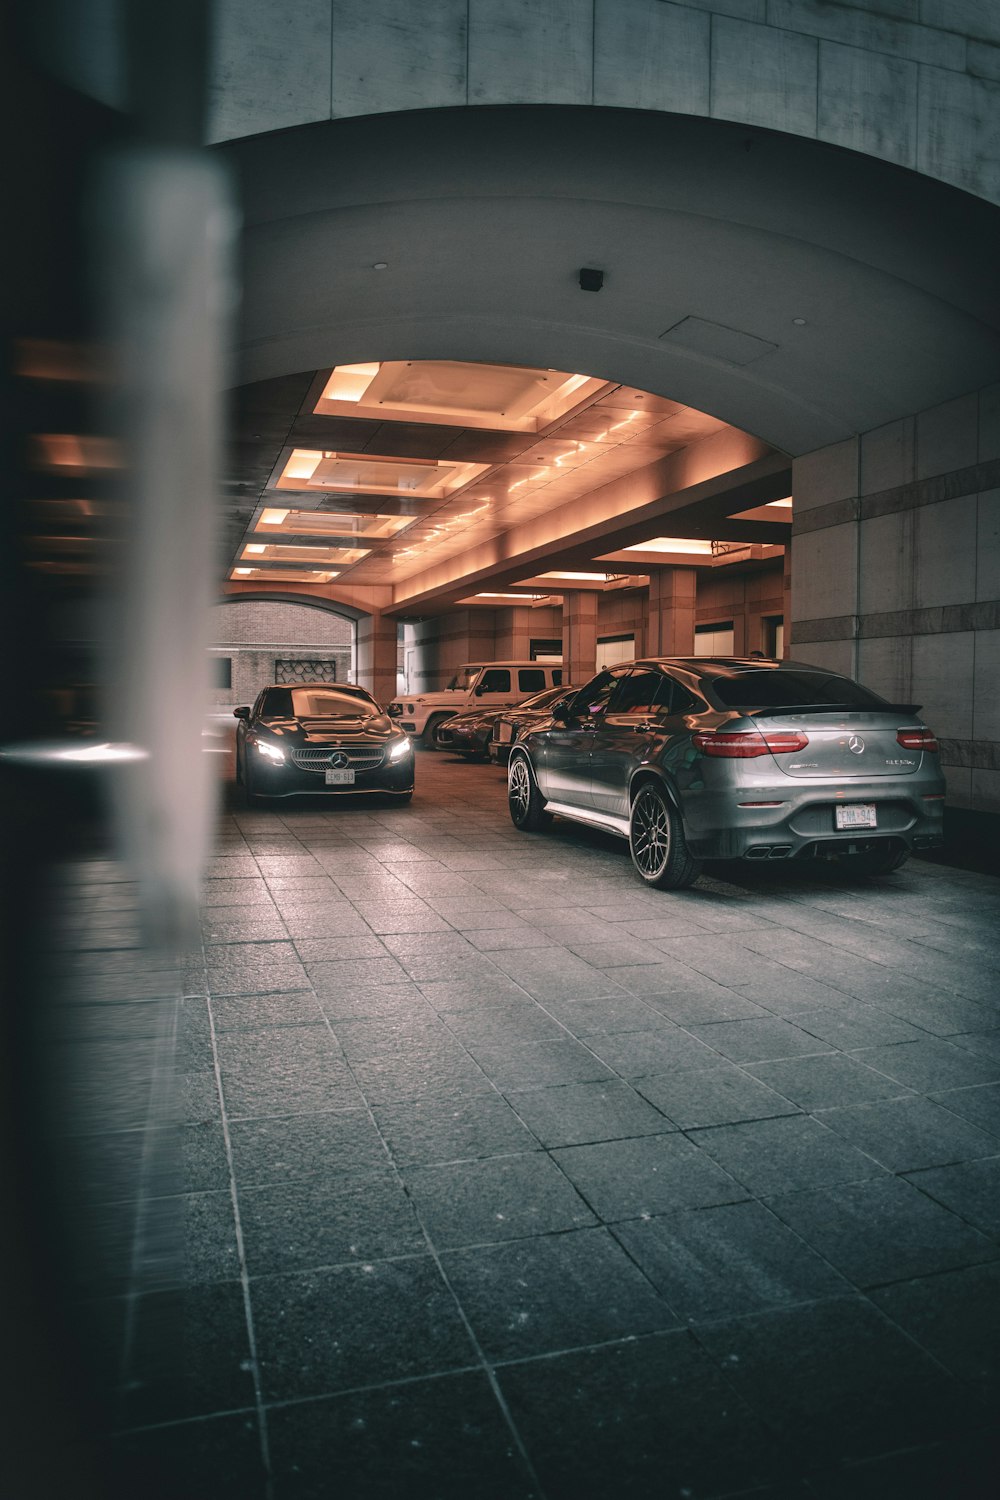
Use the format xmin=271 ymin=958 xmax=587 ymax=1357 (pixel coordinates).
xmin=314 ymin=360 xmax=606 ymax=432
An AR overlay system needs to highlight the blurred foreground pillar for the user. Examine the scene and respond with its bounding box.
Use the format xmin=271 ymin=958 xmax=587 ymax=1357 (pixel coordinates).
xmin=97 ymin=151 xmax=236 ymax=938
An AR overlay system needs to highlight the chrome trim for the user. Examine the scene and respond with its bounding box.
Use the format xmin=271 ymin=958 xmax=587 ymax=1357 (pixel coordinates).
xmin=544 ymin=801 xmax=630 ymax=839
xmin=291 ymin=747 xmax=385 ymax=771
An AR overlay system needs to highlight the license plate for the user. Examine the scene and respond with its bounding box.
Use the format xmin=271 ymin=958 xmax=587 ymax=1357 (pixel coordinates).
xmin=836 ymin=803 xmax=876 ymax=830
xmin=325 ymin=769 xmax=355 ymax=785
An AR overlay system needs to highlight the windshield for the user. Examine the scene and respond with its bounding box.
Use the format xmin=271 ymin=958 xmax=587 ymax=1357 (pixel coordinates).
xmin=708 ymin=670 xmax=889 ymax=711
xmin=446 ymin=666 xmax=482 ymax=692
xmin=260 ymin=687 xmax=377 ymax=718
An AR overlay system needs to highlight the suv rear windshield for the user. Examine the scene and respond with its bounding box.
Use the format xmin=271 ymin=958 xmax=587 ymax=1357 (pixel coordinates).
xmin=708 ymin=670 xmax=888 ymax=710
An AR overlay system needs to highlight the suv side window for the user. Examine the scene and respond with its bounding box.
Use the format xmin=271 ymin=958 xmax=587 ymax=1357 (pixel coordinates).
xmin=478 ymin=668 xmax=511 ymax=693
xmin=518 ymin=668 xmax=547 ymax=693
xmin=606 ymin=666 xmax=667 ymax=717
xmin=552 ymin=668 xmax=563 ymax=686
xmin=572 ymin=667 xmax=627 ymax=718
xmin=660 ymin=675 xmax=703 ymax=716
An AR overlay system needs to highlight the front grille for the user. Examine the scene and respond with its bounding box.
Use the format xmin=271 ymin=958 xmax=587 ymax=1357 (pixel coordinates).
xmin=291 ymin=748 xmax=385 ymax=772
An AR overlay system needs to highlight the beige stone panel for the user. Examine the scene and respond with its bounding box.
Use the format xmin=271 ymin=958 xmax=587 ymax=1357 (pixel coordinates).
xmin=942 ymin=763 xmax=972 ymax=807
xmin=857 ymin=635 xmax=913 ymax=705
xmin=916 ymin=393 xmax=979 ymax=480
xmin=769 ymin=0 xmax=964 ymax=68
xmin=910 ymin=631 xmax=975 ymax=740
xmin=979 ymin=385 xmax=1000 ymax=462
xmin=791 ymin=639 xmax=855 ymax=676
xmin=970 ymin=767 xmax=1000 ymax=813
xmin=468 ymin=0 xmax=593 ymax=106
xmin=791 ymin=522 xmax=858 ymax=623
xmin=594 ymin=0 xmax=710 ymax=116
xmin=972 ymin=628 xmax=1000 ymax=742
xmin=860 ymin=417 xmax=915 ymax=495
xmin=858 ymin=511 xmax=912 ymax=616
xmin=331 ymin=0 xmax=467 ymax=116
xmin=818 ymin=41 xmax=917 ymax=168
xmin=913 ymin=495 xmax=978 ymax=608
xmin=711 ymin=18 xmax=818 ymax=135
xmin=975 ymin=489 xmax=1000 ymax=602
xmin=792 ymin=439 xmax=859 ymax=511
xmin=660 ymin=0 xmax=766 ymax=19
xmin=208 ymin=0 xmax=332 ymax=142
xmin=920 ymin=1 xmax=1000 ymax=48
xmin=917 ymin=65 xmax=1000 ymax=203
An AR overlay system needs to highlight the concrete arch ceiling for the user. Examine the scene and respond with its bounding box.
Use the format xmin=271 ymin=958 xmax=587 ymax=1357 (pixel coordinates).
xmin=225 ymin=106 xmax=1000 ymax=459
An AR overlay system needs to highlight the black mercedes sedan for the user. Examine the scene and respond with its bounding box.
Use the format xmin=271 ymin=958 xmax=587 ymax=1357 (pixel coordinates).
xmin=507 ymin=658 xmax=945 ymax=888
xmin=234 ymin=683 xmax=414 ymax=804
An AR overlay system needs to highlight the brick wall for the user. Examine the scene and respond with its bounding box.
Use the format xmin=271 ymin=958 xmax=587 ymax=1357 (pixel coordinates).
xmin=210 ymin=599 xmax=354 ymax=709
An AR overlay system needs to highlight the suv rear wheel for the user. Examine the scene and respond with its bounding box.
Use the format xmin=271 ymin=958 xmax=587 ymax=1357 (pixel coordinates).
xmin=629 ymin=782 xmax=701 ymax=890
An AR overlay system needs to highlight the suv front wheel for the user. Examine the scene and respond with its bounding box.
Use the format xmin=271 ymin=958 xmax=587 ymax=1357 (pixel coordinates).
xmin=508 ymin=754 xmax=550 ymax=832
xmin=629 ymin=781 xmax=701 ymax=890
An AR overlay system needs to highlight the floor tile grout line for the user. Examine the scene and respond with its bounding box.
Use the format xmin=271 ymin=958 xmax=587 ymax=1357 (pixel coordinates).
xmin=205 ymin=959 xmax=275 ymax=1498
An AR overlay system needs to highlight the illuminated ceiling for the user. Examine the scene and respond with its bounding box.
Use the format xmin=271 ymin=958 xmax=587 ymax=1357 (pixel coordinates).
xmin=226 ymin=359 xmax=792 ymax=607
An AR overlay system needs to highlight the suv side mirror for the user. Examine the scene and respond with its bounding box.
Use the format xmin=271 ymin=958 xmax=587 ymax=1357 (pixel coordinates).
xmin=474 ymin=684 xmax=486 ymax=696
xmin=233 ymin=706 xmax=251 ymax=720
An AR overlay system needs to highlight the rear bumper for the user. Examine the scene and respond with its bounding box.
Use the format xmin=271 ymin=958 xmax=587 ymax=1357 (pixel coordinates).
xmin=680 ymin=779 xmax=946 ymax=861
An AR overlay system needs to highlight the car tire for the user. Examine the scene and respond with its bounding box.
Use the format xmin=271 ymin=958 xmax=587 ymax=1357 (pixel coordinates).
xmin=628 ymin=781 xmax=702 ymax=890
xmin=508 ymin=754 xmax=550 ymax=832
xmin=423 ymin=714 xmax=451 ymax=750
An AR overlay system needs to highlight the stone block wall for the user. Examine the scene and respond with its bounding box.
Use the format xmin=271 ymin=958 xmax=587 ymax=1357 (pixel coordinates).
xmin=790 ymin=382 xmax=1000 ymax=811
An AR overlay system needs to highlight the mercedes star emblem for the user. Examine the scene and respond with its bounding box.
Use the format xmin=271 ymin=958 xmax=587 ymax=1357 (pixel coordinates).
xmin=848 ymin=735 xmax=865 ymax=755
xmin=329 ymin=751 xmax=350 ymax=768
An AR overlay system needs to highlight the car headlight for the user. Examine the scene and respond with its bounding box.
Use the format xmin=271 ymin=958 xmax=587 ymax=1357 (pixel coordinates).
xmin=387 ymin=737 xmax=413 ymax=761
xmin=255 ymin=739 xmax=286 ymax=763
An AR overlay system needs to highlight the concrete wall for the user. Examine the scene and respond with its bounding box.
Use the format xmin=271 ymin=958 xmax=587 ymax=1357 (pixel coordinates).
xmin=790 ymin=381 xmax=1000 ymax=811
xmin=201 ymin=0 xmax=1000 ymax=205
xmin=43 ymin=2 xmax=1000 ymax=204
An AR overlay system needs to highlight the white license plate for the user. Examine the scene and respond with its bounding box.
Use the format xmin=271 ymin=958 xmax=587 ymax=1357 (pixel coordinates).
xmin=325 ymin=769 xmax=355 ymax=785
xmin=836 ymin=803 xmax=877 ymax=830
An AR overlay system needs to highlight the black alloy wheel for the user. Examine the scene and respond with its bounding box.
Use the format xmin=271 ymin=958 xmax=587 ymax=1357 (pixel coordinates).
xmin=628 ymin=781 xmax=701 ymax=889
xmin=507 ymin=754 xmax=550 ymax=831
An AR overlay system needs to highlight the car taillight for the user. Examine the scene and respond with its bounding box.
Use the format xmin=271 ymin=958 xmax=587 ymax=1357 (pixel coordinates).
xmin=897 ymin=728 xmax=938 ymax=752
xmin=692 ymin=729 xmax=810 ymax=758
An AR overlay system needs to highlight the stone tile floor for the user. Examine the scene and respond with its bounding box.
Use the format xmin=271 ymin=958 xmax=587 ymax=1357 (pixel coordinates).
xmin=41 ymin=751 xmax=1000 ymax=1498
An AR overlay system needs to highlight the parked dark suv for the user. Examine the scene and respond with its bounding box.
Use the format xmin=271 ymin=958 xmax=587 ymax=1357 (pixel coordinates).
xmin=507 ymin=658 xmax=945 ymax=888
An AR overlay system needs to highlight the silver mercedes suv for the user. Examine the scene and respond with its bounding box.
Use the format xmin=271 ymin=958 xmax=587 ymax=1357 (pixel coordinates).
xmin=506 ymin=657 xmax=945 ymax=888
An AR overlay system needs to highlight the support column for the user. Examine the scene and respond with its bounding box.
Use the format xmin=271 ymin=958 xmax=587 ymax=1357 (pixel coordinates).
xmin=357 ymin=609 xmax=398 ymax=706
xmin=562 ymin=591 xmax=598 ymax=685
xmin=645 ymin=568 xmax=696 ymax=656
